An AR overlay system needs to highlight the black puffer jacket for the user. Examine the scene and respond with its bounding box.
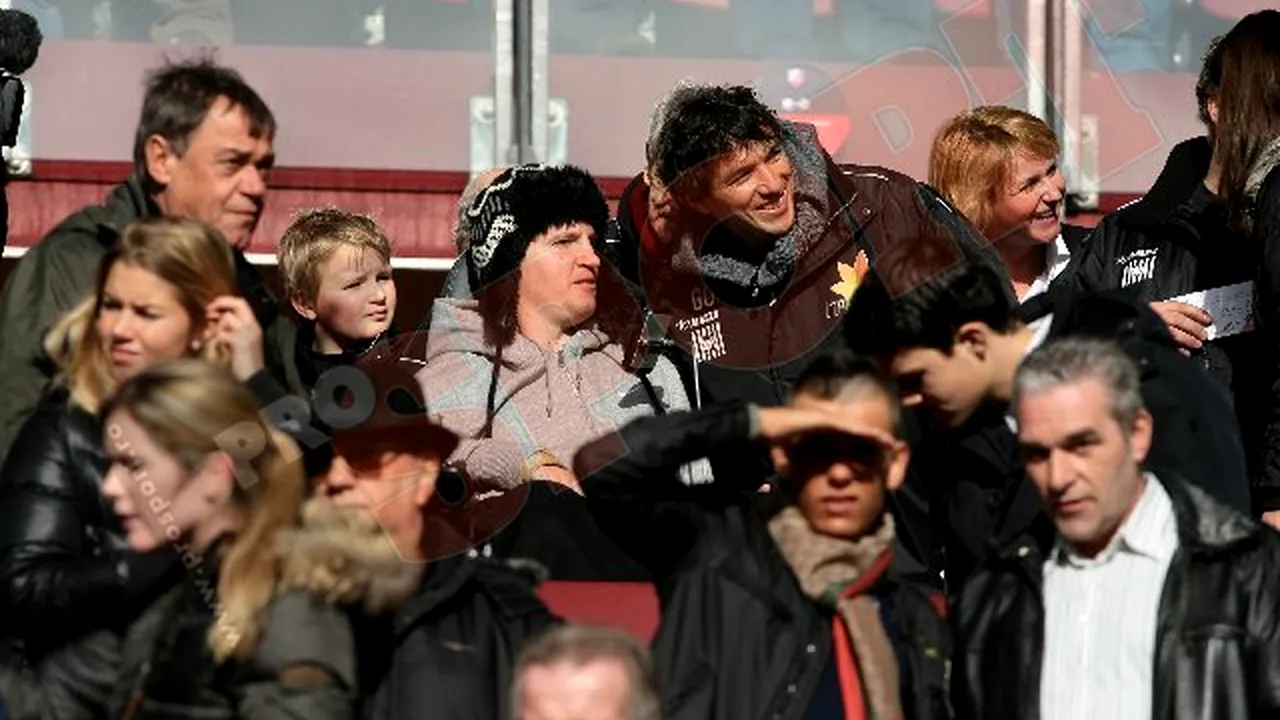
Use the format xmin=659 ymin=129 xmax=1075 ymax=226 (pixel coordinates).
xmin=0 ymin=390 xmax=181 ymax=662
xmin=952 ymin=475 xmax=1280 ymax=720
xmin=576 ymin=404 xmax=951 ymax=720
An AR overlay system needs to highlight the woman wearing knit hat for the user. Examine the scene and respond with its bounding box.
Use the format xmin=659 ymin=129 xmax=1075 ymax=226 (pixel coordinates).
xmin=418 ymin=163 xmax=710 ymax=498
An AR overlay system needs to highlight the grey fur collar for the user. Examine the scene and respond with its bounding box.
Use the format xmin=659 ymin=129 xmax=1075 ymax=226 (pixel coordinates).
xmin=1246 ymin=136 xmax=1280 ymax=204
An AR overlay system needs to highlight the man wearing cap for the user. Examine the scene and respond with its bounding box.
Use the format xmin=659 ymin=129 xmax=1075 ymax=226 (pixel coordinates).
xmin=307 ymin=334 xmax=560 ymax=718
xmin=575 ymin=349 xmax=950 ymax=720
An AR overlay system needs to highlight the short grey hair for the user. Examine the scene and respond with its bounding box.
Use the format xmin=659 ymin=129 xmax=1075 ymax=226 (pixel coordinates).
xmin=453 ymin=165 xmax=513 ymax=252
xmin=511 ymin=624 xmax=661 ymax=720
xmin=1013 ymin=337 xmax=1144 ymax=430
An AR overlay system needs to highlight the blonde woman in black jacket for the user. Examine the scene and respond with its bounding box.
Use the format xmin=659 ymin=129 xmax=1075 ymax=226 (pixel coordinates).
xmin=1 ymin=360 xmax=373 ymax=719
xmin=0 ymin=217 xmax=270 ymax=665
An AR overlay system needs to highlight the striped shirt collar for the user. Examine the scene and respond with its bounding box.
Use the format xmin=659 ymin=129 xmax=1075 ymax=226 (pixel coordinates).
xmin=1052 ymin=474 xmax=1179 ymax=568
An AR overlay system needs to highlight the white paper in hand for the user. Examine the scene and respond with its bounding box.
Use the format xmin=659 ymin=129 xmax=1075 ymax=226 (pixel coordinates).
xmin=1166 ymin=281 xmax=1256 ymax=340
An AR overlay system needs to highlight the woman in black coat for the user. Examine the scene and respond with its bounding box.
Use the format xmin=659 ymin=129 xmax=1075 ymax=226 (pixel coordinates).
xmin=1214 ymin=11 xmax=1280 ymax=528
xmin=0 ymin=217 xmax=268 ymax=663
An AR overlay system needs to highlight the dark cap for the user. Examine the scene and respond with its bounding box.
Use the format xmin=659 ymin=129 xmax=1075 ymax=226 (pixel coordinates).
xmin=464 ymin=163 xmax=609 ymax=291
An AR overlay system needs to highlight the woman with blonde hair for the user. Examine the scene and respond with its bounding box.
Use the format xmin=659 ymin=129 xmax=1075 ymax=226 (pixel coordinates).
xmin=928 ymin=105 xmax=1082 ymax=305
xmin=0 ymin=360 xmax=374 ymax=718
xmin=94 ymin=359 xmax=356 ymax=716
xmin=0 ymin=216 xmax=268 ymax=666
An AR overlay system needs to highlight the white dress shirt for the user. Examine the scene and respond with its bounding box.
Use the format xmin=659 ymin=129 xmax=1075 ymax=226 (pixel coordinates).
xmin=1040 ymin=475 xmax=1179 ymax=720
xmin=1020 ymin=233 xmax=1073 ymax=303
xmin=1005 ymin=314 xmax=1056 ymax=433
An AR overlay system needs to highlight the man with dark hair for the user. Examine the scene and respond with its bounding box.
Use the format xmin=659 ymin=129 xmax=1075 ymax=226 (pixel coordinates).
xmin=575 ymin=348 xmax=950 ymax=720
xmin=611 ymin=81 xmax=1005 ymax=507
xmin=1058 ymin=33 xmax=1278 ymax=525
xmin=846 ymin=236 xmax=1250 ymax=588
xmin=0 ymin=55 xmax=286 ymax=467
xmin=953 ymin=337 xmax=1280 ymax=720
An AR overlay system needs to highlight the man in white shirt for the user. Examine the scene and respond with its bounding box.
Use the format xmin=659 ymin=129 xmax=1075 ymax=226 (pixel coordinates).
xmin=951 ymin=336 xmax=1280 ymax=720
xmin=846 ymin=247 xmax=1249 ymax=589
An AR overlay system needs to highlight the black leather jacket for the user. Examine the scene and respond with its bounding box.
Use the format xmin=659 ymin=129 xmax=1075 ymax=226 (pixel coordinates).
xmin=952 ymin=475 xmax=1280 ymax=720
xmin=0 ymin=390 xmax=179 ymax=662
xmin=577 ymin=404 xmax=951 ymax=720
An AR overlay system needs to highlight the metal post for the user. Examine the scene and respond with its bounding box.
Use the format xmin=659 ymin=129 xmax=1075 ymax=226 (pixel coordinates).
xmin=1025 ymin=0 xmax=1050 ymax=123
xmin=1061 ymin=0 xmax=1098 ymax=210
xmin=494 ymin=0 xmax=515 ymax=169
xmin=530 ymin=0 xmax=550 ymax=164
xmin=512 ymin=0 xmax=535 ymax=164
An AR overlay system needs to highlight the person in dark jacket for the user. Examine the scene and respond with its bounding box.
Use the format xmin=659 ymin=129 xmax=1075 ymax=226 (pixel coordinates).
xmin=1210 ymin=11 xmax=1280 ymax=532
xmin=275 ymin=208 xmax=399 ymax=400
xmin=0 ymin=218 xmax=273 ymax=666
xmin=844 ymin=238 xmax=1251 ymax=591
xmin=1054 ymin=36 xmax=1277 ymax=516
xmin=953 ymin=336 xmax=1280 ymax=720
xmin=1059 ymin=33 xmax=1226 ymax=351
xmin=308 ymin=334 xmax=560 ymax=719
xmin=612 ymin=82 xmax=1008 ymax=443
xmin=0 ymin=360 xmax=360 ymax=719
xmin=613 ymin=82 xmax=1008 ymax=581
xmin=575 ymin=349 xmax=950 ymax=720
xmin=0 ymin=55 xmax=286 ymax=471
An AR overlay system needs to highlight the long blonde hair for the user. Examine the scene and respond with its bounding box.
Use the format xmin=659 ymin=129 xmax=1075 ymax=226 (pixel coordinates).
xmin=44 ymin=217 xmax=239 ymax=414
xmin=101 ymin=359 xmax=305 ymax=664
xmin=929 ymin=106 xmax=1061 ymax=240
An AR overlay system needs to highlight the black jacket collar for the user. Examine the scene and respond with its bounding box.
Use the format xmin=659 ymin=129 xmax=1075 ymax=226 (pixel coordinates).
xmin=997 ymin=473 xmax=1262 ymax=569
xmin=1119 ymin=136 xmax=1213 ymax=231
xmin=392 ymin=555 xmax=547 ymax=638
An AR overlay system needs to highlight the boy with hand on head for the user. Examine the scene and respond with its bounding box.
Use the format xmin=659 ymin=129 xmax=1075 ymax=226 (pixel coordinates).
xmin=276 ymin=207 xmax=399 ymax=397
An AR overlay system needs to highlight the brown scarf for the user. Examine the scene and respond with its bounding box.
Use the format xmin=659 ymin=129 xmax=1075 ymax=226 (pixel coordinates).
xmin=768 ymin=507 xmax=902 ymax=720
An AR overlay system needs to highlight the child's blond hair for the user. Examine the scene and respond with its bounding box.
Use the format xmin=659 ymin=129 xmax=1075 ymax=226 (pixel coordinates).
xmin=277 ymin=208 xmax=392 ymax=305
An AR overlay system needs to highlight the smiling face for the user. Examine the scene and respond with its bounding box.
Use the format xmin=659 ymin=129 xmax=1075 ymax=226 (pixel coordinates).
xmin=786 ymin=392 xmax=908 ymax=540
xmin=1016 ymin=377 xmax=1152 ymax=558
xmin=146 ymin=96 xmax=275 ymax=248
xmin=515 ymin=222 xmax=601 ymax=338
xmin=96 ymin=262 xmax=200 ymax=384
xmin=294 ymin=244 xmax=396 ymax=353
xmin=691 ymin=141 xmax=795 ymax=240
xmin=987 ymin=150 xmax=1064 ymax=246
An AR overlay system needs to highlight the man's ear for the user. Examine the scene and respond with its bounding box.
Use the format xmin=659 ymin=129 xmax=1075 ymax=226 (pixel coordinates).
xmin=1130 ymin=408 xmax=1154 ymax=465
xmin=290 ymin=294 xmax=318 ymax=322
xmin=954 ymin=321 xmax=991 ymax=362
xmin=413 ymin=455 xmax=443 ymax=509
xmin=1208 ymin=97 xmax=1219 ymax=127
xmin=885 ymin=440 xmax=910 ymax=493
xmin=144 ymin=134 xmax=178 ymax=187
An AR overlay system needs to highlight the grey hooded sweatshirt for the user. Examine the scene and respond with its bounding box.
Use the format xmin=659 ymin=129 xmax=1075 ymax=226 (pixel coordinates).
xmin=418 ymin=296 xmax=712 ymax=489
